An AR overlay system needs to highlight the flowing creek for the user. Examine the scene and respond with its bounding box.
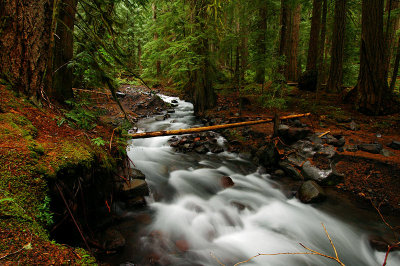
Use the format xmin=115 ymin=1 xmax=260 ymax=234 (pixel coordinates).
xmin=115 ymin=95 xmax=400 ymax=265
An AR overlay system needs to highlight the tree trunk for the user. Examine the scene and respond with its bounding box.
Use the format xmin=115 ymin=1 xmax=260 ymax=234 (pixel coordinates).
xmin=316 ymin=0 xmax=327 ymax=93
xmin=306 ymin=0 xmax=322 ymax=72
xmin=390 ymin=36 xmax=400 ymax=92
xmin=0 ymin=0 xmax=53 ymax=99
xmin=356 ymin=0 xmax=392 ymax=115
xmin=284 ymin=4 xmax=301 ymax=82
xmin=327 ymin=0 xmax=347 ymax=93
xmin=52 ymin=0 xmax=77 ymax=102
xmin=255 ymin=4 xmax=267 ymax=84
xmin=152 ymin=2 xmax=161 ymax=77
xmin=384 ymin=0 xmax=400 ymax=80
xmin=185 ymin=0 xmax=215 ymax=115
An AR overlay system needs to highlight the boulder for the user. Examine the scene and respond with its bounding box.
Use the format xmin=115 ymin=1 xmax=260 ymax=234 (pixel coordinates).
xmin=388 ymin=140 xmax=400 ymax=150
xmin=345 ymin=145 xmax=358 ymax=152
xmin=278 ymin=160 xmax=303 ymax=180
xmin=121 ymin=179 xmax=149 ymax=198
xmin=195 ymin=145 xmax=209 ymax=154
xmin=221 ymin=176 xmax=234 ymax=188
xmin=131 ymin=168 xmax=146 ymax=180
xmin=102 ymin=228 xmax=126 ymax=250
xmin=167 ymin=109 xmax=175 ymax=113
xmin=297 ymin=180 xmax=326 ymax=203
xmin=255 ymin=142 xmax=280 ymax=167
xmin=358 ymin=143 xmax=383 ymax=154
xmin=301 ymin=161 xmax=332 ymax=184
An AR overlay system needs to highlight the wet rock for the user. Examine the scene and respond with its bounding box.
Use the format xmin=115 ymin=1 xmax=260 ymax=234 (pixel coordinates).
xmin=345 ymin=145 xmax=358 ymax=152
xmin=221 ymin=176 xmax=234 ymax=188
xmin=317 ymin=145 xmax=337 ymax=159
xmin=369 ymin=236 xmax=400 ymax=252
xmin=274 ymin=169 xmax=285 ymax=176
xmin=131 ymin=168 xmax=146 ymax=180
xmin=255 ymin=142 xmax=280 ymax=167
xmin=167 ymin=109 xmax=175 ymax=113
xmin=175 ymin=239 xmax=189 ymax=252
xmin=209 ymin=145 xmax=224 ymax=154
xmin=102 ymin=228 xmax=126 ymax=250
xmin=116 ymin=92 xmax=126 ymax=98
xmin=291 ymin=140 xmax=317 ymax=159
xmin=388 ymin=140 xmax=400 ymax=150
xmin=358 ymin=143 xmax=383 ymax=154
xmin=308 ymin=134 xmax=323 ymax=145
xmin=155 ymin=115 xmax=165 ymax=121
xmin=171 ymin=99 xmax=178 ymax=104
xmin=297 ymin=180 xmax=326 ymax=203
xmin=301 ymin=161 xmax=332 ymax=184
xmin=126 ymin=196 xmax=147 ymax=208
xmin=336 ymin=116 xmax=352 ymax=123
xmin=258 ymin=166 xmax=268 ymax=175
xmin=381 ymin=149 xmax=394 ymax=157
xmin=287 ymin=153 xmax=306 ymax=168
xmin=195 ymin=145 xmax=209 ymax=154
xmin=121 ymin=179 xmax=150 ymax=198
xmin=278 ymin=160 xmax=303 ymax=180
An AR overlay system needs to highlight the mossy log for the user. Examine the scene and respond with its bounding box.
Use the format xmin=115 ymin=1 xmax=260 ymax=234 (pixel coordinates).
xmin=128 ymin=113 xmax=311 ymax=139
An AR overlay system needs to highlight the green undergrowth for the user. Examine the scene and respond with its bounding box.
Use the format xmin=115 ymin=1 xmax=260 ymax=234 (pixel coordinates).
xmin=0 ymin=86 xmax=126 ymax=263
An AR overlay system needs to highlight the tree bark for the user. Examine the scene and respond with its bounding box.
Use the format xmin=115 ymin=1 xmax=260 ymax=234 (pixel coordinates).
xmin=306 ymin=0 xmax=322 ymax=72
xmin=390 ymin=36 xmax=400 ymax=92
xmin=356 ymin=0 xmax=392 ymax=115
xmin=52 ymin=0 xmax=77 ymax=102
xmin=327 ymin=0 xmax=347 ymax=93
xmin=255 ymin=4 xmax=267 ymax=84
xmin=284 ymin=3 xmax=301 ymax=82
xmin=316 ymin=0 xmax=327 ymax=93
xmin=384 ymin=0 xmax=400 ymax=80
xmin=0 ymin=0 xmax=53 ymax=99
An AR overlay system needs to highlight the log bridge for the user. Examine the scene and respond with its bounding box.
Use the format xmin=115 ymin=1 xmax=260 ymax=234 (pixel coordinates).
xmin=128 ymin=113 xmax=310 ymax=139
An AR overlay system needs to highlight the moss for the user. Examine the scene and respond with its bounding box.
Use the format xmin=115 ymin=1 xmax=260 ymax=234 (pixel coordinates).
xmin=0 ymin=112 xmax=38 ymax=139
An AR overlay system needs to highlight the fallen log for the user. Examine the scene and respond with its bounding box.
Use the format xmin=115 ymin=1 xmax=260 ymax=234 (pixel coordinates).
xmin=128 ymin=113 xmax=310 ymax=139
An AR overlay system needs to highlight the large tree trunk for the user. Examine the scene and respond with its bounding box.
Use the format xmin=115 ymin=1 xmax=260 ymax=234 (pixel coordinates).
xmin=152 ymin=2 xmax=161 ymax=77
xmin=0 ymin=0 xmax=53 ymax=99
xmin=52 ymin=0 xmax=77 ymax=102
xmin=356 ymin=0 xmax=392 ymax=115
xmin=327 ymin=0 xmax=347 ymax=93
xmin=283 ymin=4 xmax=301 ymax=82
xmin=254 ymin=4 xmax=267 ymax=84
xmin=316 ymin=0 xmax=327 ymax=93
xmin=185 ymin=0 xmax=215 ymax=115
xmin=384 ymin=0 xmax=400 ymax=80
xmin=306 ymin=0 xmax=322 ymax=72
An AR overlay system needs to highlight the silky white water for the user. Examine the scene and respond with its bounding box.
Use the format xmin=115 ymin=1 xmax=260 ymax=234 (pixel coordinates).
xmin=127 ymin=95 xmax=400 ymax=266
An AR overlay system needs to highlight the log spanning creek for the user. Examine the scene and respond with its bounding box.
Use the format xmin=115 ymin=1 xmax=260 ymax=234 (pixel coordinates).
xmin=115 ymin=95 xmax=400 ymax=265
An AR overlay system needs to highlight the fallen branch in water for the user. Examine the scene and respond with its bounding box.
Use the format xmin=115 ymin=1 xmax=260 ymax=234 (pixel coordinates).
xmin=128 ymin=113 xmax=311 ymax=139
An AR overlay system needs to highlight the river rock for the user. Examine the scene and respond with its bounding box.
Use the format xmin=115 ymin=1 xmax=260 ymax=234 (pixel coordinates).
xmin=131 ymin=168 xmax=146 ymax=180
xmin=349 ymin=121 xmax=360 ymax=131
xmin=167 ymin=109 xmax=175 ymax=113
xmin=388 ymin=140 xmax=400 ymax=150
xmin=121 ymin=179 xmax=149 ymax=198
xmin=209 ymin=144 xmax=224 ymax=154
xmin=358 ymin=143 xmax=383 ymax=154
xmin=278 ymin=125 xmax=312 ymax=143
xmin=155 ymin=115 xmax=165 ymax=121
xmin=102 ymin=228 xmax=126 ymax=250
xmin=301 ymin=161 xmax=332 ymax=184
xmin=345 ymin=145 xmax=358 ymax=152
xmin=171 ymin=99 xmax=178 ymax=104
xmin=195 ymin=145 xmax=209 ymax=154
xmin=221 ymin=176 xmax=234 ymax=188
xmin=274 ymin=169 xmax=285 ymax=176
xmin=380 ymin=149 xmax=394 ymax=157
xmin=297 ymin=180 xmax=326 ymax=203
xmin=278 ymin=160 xmax=303 ymax=180
xmin=126 ymin=196 xmax=147 ymax=208
xmin=255 ymin=142 xmax=280 ymax=167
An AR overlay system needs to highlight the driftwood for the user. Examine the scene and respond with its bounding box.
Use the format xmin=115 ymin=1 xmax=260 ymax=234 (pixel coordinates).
xmin=128 ymin=113 xmax=310 ymax=139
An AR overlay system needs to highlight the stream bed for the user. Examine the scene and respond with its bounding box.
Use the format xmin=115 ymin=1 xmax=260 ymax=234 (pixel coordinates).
xmin=115 ymin=95 xmax=400 ymax=265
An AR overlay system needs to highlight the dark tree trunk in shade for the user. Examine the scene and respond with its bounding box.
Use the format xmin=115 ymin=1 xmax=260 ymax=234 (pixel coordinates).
xmin=355 ymin=0 xmax=393 ymax=115
xmin=384 ymin=0 xmax=400 ymax=80
xmin=390 ymin=36 xmax=400 ymax=92
xmin=306 ymin=0 xmax=322 ymax=72
xmin=255 ymin=5 xmax=267 ymax=84
xmin=316 ymin=0 xmax=327 ymax=93
xmin=52 ymin=0 xmax=77 ymax=102
xmin=0 ymin=0 xmax=53 ymax=99
xmin=185 ymin=0 xmax=216 ymax=115
xmin=284 ymin=4 xmax=301 ymax=82
xmin=327 ymin=0 xmax=347 ymax=93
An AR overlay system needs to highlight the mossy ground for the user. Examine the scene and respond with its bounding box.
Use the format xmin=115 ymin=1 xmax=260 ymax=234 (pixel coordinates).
xmin=0 ymin=85 xmax=127 ymax=264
